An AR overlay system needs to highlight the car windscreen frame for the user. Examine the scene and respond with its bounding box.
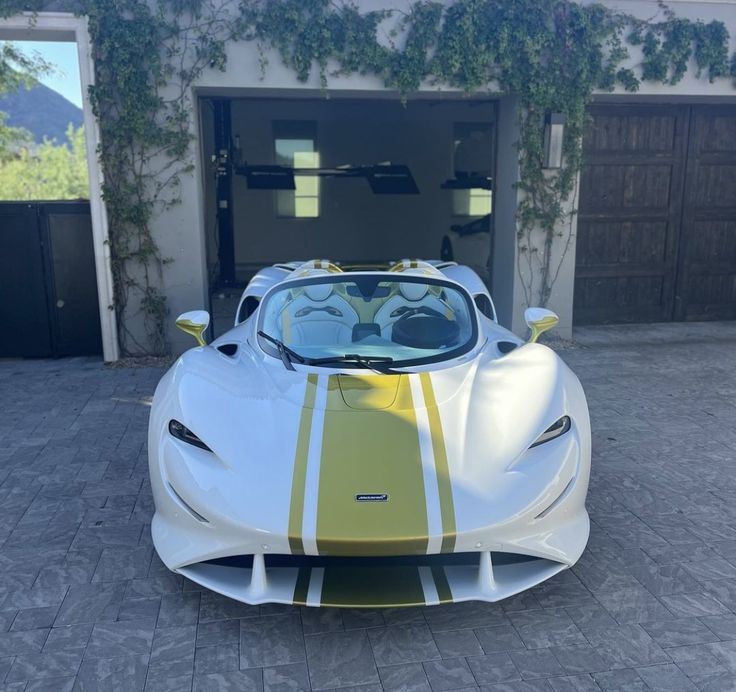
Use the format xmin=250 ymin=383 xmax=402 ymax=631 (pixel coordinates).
xmin=255 ymin=273 xmax=480 ymax=369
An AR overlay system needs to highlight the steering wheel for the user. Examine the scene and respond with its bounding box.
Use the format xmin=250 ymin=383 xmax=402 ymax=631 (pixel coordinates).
xmin=391 ymin=308 xmax=460 ymax=349
xmin=391 ymin=305 xmax=446 ymax=321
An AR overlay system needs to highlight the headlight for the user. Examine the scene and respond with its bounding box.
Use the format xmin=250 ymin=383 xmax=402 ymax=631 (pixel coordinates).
xmin=168 ymin=420 xmax=212 ymax=451
xmin=530 ymin=416 xmax=571 ymax=448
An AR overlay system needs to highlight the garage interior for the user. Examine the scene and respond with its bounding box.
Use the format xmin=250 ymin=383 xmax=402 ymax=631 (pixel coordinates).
xmin=198 ymin=96 xmax=497 ymax=336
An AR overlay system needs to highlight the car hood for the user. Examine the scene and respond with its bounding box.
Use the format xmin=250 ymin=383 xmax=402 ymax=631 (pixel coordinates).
xmin=158 ymin=341 xmax=586 ymax=554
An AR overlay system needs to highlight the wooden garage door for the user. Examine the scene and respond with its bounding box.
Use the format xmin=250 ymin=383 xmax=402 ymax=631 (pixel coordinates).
xmin=678 ymin=106 xmax=736 ymax=321
xmin=574 ymin=104 xmax=736 ymax=325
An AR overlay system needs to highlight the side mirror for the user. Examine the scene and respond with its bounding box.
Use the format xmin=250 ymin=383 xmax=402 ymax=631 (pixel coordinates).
xmin=525 ymin=307 xmax=559 ymax=343
xmin=176 ymin=310 xmax=210 ymax=346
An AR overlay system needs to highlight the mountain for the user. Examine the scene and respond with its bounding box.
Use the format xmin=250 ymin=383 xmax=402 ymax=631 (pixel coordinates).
xmin=0 ymin=81 xmax=83 ymax=145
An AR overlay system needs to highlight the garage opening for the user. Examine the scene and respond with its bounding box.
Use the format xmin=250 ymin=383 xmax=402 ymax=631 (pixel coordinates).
xmin=199 ymin=96 xmax=496 ymax=335
xmin=575 ymin=103 xmax=736 ymax=325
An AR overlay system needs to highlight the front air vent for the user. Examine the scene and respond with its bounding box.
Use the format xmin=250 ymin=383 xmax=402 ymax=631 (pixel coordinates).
xmin=497 ymin=341 xmax=518 ymax=354
xmin=217 ymin=343 xmax=238 ymax=357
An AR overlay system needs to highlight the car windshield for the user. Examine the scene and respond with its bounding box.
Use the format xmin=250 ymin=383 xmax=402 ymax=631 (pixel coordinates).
xmin=257 ymin=274 xmax=478 ymax=367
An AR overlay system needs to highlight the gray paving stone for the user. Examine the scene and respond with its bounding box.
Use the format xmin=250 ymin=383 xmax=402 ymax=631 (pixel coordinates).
xmin=382 ymin=607 xmax=427 ymax=628
xmin=474 ymin=626 xmax=526 ymax=654
xmin=118 ymin=596 xmax=161 ymax=623
xmin=0 ymin=629 xmax=49 ymax=657
xmin=378 ymin=662 xmax=431 ymax=692
xmin=422 ymin=657 xmax=476 ymax=691
xmin=43 ymin=625 xmax=93 ymax=653
xmin=586 ymin=625 xmax=671 ymax=669
xmin=299 ymin=608 xmax=344 ymax=636
xmin=594 ymin=586 xmax=672 ymax=624
xmin=195 ymin=618 xmax=239 ymax=647
xmin=193 ymin=669 xmax=264 ymax=692
xmin=127 ymin=574 xmax=183 ymax=598
xmin=592 ymin=668 xmax=648 ymax=691
xmin=660 ymin=592 xmax=730 ymax=617
xmin=466 ymin=653 xmax=520 ymax=685
xmin=641 ymin=617 xmax=721 ymax=648
xmin=304 ymin=630 xmax=379 ymax=690
xmin=198 ymin=591 xmax=259 ymax=622
xmin=6 ymin=650 xmax=83 ymax=682
xmin=635 ymin=663 xmax=698 ymax=691
xmin=149 ymin=624 xmax=196 ymax=665
xmin=705 ymin=639 xmax=736 ymax=672
xmin=26 ymin=676 xmax=76 ymax=692
xmin=74 ymin=653 xmax=150 ymax=691
xmin=509 ymin=611 xmax=587 ymax=650
xmin=145 ymin=666 xmax=193 ymax=692
xmin=550 ymin=645 xmax=607 ymax=675
xmin=342 ymin=609 xmax=385 ymax=631
xmin=367 ymin=624 xmax=441 ymax=666
xmin=667 ymin=643 xmax=728 ymax=683
xmin=682 ymin=558 xmax=736 ymax=582
xmin=240 ymin=614 xmax=306 ymax=669
xmin=424 ymin=603 xmax=506 ymax=633
xmin=263 ymin=662 xmax=311 ymax=692
xmin=92 ymin=546 xmax=153 ymax=582
xmin=508 ymin=650 xmax=564 ymax=680
xmin=0 ymin=656 xmax=13 ymax=681
xmin=157 ymin=592 xmax=200 ymax=628
xmin=702 ymin=614 xmax=736 ymax=640
xmin=433 ymin=629 xmax=484 ymax=658
xmin=194 ymin=643 xmax=239 ymax=673
xmin=55 ymin=582 xmax=126 ymax=626
xmin=85 ymin=618 xmax=155 ymax=659
xmin=2 ymin=585 xmax=69 ymax=611
xmin=547 ymin=675 xmax=599 ymax=692
xmin=477 ymin=681 xmax=549 ymax=692
xmin=11 ymin=606 xmax=59 ymax=631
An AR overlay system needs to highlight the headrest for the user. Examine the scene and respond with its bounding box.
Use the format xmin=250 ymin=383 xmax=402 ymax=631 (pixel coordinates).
xmin=399 ymin=282 xmax=429 ymax=301
xmin=304 ymin=281 xmax=333 ymax=302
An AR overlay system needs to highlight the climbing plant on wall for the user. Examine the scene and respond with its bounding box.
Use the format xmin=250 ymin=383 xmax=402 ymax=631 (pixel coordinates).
xmin=1 ymin=0 xmax=735 ymax=353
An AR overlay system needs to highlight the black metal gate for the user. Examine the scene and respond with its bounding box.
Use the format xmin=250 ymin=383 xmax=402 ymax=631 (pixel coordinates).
xmin=0 ymin=201 xmax=102 ymax=358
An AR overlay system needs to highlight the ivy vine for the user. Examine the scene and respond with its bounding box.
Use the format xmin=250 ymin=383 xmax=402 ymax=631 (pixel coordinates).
xmin=1 ymin=0 xmax=735 ymax=353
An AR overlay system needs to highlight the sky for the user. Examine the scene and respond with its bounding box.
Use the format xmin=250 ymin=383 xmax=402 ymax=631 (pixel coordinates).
xmin=4 ymin=40 xmax=83 ymax=108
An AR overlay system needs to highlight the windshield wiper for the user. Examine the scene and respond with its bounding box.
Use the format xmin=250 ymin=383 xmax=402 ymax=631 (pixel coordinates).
xmin=307 ymin=354 xmax=399 ymax=374
xmin=257 ymin=331 xmax=305 ymax=371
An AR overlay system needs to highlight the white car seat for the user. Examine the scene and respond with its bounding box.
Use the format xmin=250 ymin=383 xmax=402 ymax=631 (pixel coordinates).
xmin=373 ymin=282 xmax=454 ymax=340
xmin=280 ymin=282 xmax=359 ymax=347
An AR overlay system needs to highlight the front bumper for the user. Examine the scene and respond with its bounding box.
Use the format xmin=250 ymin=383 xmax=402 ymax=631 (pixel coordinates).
xmin=150 ymin=459 xmax=590 ymax=607
xmin=173 ymin=548 xmax=581 ymax=608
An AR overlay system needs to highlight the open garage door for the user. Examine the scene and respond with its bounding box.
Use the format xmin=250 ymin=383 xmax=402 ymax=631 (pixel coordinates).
xmin=574 ymin=104 xmax=736 ymax=325
xmin=199 ymin=97 xmax=496 ymax=334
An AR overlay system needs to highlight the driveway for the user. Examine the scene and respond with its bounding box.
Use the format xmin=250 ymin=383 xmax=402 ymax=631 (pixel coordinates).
xmin=0 ymin=322 xmax=735 ymax=691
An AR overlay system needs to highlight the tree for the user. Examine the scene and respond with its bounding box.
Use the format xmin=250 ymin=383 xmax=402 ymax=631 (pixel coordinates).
xmin=0 ymin=42 xmax=49 ymax=158
xmin=0 ymin=124 xmax=89 ymax=200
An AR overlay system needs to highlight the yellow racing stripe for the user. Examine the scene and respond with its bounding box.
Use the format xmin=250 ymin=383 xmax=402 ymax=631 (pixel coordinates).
xmin=431 ymin=565 xmax=453 ymax=603
xmin=420 ymin=373 xmax=457 ymax=552
xmin=319 ymin=565 xmax=426 ymax=607
xmin=315 ymin=375 xmax=429 ymax=555
xmin=288 ymin=374 xmax=319 ymax=554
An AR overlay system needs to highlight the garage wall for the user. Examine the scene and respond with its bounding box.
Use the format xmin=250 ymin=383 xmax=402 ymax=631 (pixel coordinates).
xmin=161 ymin=0 xmax=736 ymax=352
xmin=211 ymin=99 xmax=496 ymax=281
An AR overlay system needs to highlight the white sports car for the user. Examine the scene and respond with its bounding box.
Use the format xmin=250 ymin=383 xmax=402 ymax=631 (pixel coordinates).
xmin=148 ymin=259 xmax=591 ymax=607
